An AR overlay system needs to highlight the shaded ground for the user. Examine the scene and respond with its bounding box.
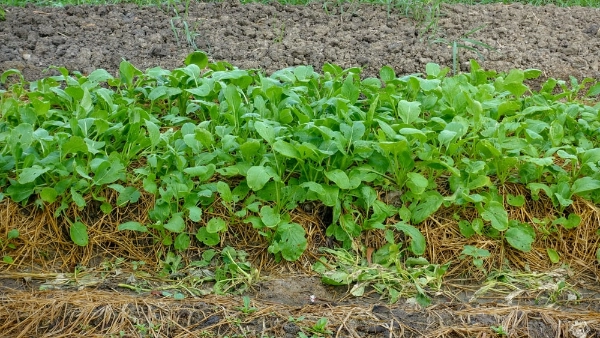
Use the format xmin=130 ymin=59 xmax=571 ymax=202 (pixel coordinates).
xmin=1 ymin=1 xmax=600 ymax=337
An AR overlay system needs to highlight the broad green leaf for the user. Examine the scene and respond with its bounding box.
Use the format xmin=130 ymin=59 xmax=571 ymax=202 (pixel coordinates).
xmin=196 ymin=227 xmax=220 ymax=246
xmin=7 ymin=229 xmax=19 ymax=240
xmin=149 ymin=86 xmax=182 ymax=101
xmin=268 ymin=222 xmax=307 ymax=261
xmin=325 ymin=169 xmax=352 ymax=190
xmin=507 ymin=194 xmax=525 ymax=207
xmin=260 ymin=206 xmax=280 ymax=228
xmin=174 ymin=233 xmax=191 ymax=251
xmin=380 ymin=66 xmax=396 ymax=82
xmin=481 ymin=201 xmax=508 ymax=231
xmin=18 ymin=166 xmax=49 ymax=184
xmin=393 ymin=222 xmax=426 ymax=255
xmin=70 ymin=221 xmax=89 ymax=246
xmin=93 ymin=156 xmax=125 ymax=185
xmin=571 ymin=177 xmax=600 ymax=195
xmin=216 ymin=181 xmax=233 ymax=203
xmin=70 ymin=187 xmax=86 ymax=208
xmin=410 ymin=191 xmax=443 ymax=224
xmin=116 ymin=187 xmax=141 ymax=206
xmin=6 ymin=182 xmax=35 ymax=203
xmin=164 ymin=214 xmax=186 ymax=233
xmin=184 ymin=51 xmax=208 ymax=69
xmin=61 ymin=136 xmax=88 ymax=154
xmin=397 ymin=100 xmax=421 ymax=125
xmin=187 ymin=206 xmax=202 ymax=222
xmin=145 ymin=120 xmax=161 ymax=147
xmin=118 ymin=221 xmax=148 ymax=232
xmin=206 ymin=217 xmax=227 ymax=233
xmin=547 ymin=248 xmax=560 ymax=264
xmin=406 ymin=172 xmax=428 ymax=195
xmin=553 ymin=213 xmax=581 ymax=229
xmin=341 ymin=75 xmax=359 ymax=104
xmin=458 ymin=220 xmax=475 ymax=238
xmin=184 ymin=164 xmax=216 ymax=181
xmin=247 ymin=166 xmax=277 ymax=191
xmin=3 ymin=256 xmax=14 ymax=264
xmin=273 ymin=140 xmax=301 ymax=160
xmin=240 ymin=139 xmax=261 ymax=160
xmin=254 ymin=121 xmax=275 ymax=144
xmin=505 ymin=222 xmax=535 ymax=252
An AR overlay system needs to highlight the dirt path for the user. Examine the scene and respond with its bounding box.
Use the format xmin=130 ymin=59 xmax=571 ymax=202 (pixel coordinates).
xmin=1 ymin=1 xmax=599 ymax=82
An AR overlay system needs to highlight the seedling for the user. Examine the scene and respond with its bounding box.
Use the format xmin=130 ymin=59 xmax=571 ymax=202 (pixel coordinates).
xmin=432 ymin=25 xmax=497 ymax=75
xmin=237 ymin=296 xmax=257 ymax=314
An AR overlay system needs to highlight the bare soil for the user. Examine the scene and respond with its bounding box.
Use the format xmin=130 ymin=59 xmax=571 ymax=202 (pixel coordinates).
xmin=1 ymin=1 xmax=600 ymax=337
xmin=1 ymin=1 xmax=599 ymax=82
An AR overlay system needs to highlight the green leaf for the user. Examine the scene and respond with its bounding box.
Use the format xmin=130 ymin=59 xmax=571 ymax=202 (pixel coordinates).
xmin=187 ymin=206 xmax=202 ymax=222
xmin=70 ymin=221 xmax=89 ymax=246
xmin=207 ymin=217 xmax=227 ymax=233
xmin=184 ymin=51 xmax=208 ymax=69
xmin=325 ymin=169 xmax=352 ymax=190
xmin=397 ymin=100 xmax=421 ymax=125
xmin=7 ymin=229 xmax=19 ymax=240
xmin=380 ymin=66 xmax=396 ymax=82
xmin=406 ymin=172 xmax=428 ymax=195
xmin=393 ymin=222 xmax=426 ymax=255
xmin=118 ymin=221 xmax=148 ymax=232
xmin=184 ymin=164 xmax=216 ymax=181
xmin=61 ymin=136 xmax=88 ymax=155
xmin=268 ymin=222 xmax=307 ymax=261
xmin=70 ymin=187 xmax=86 ymax=208
xmin=116 ymin=187 xmax=141 ymax=206
xmin=164 ymin=214 xmax=186 ymax=233
xmin=247 ymin=166 xmax=277 ymax=191
xmin=507 ymin=194 xmax=525 ymax=207
xmin=3 ymin=256 xmax=14 ymax=264
xmin=547 ymin=248 xmax=560 ymax=264
xmin=18 ymin=166 xmax=50 ymax=184
xmin=40 ymin=187 xmax=58 ymax=203
xmin=260 ymin=206 xmax=281 ymax=228
xmin=254 ymin=121 xmax=275 ymax=144
xmin=93 ymin=156 xmax=125 ymax=185
xmin=174 ymin=233 xmax=191 ymax=251
xmin=6 ymin=182 xmax=35 ymax=203
xmin=505 ymin=221 xmax=535 ymax=252
xmin=145 ymin=120 xmax=161 ymax=147
xmin=481 ymin=201 xmax=508 ymax=231
xmin=216 ymin=181 xmax=233 ymax=203
xmin=196 ymin=227 xmax=220 ymax=246
xmin=410 ymin=191 xmax=443 ymax=224
xmin=554 ymin=213 xmax=581 ymax=229
xmin=273 ymin=140 xmax=301 ymax=160
xmin=571 ymin=177 xmax=600 ymax=195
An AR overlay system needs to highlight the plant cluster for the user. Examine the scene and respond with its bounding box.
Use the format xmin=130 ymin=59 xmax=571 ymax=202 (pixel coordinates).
xmin=1 ymin=52 xmax=599 ymax=293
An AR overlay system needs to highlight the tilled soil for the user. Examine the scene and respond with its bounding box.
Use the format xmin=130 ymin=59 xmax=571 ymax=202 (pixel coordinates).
xmin=1 ymin=1 xmax=599 ymax=82
xmin=1 ymin=1 xmax=600 ymax=337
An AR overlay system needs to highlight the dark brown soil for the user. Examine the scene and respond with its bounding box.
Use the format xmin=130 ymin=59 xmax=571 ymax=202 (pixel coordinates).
xmin=1 ymin=1 xmax=599 ymax=82
xmin=1 ymin=1 xmax=600 ymax=337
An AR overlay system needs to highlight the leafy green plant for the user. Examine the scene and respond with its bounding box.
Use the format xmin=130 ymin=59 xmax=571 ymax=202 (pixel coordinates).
xmin=237 ymin=296 xmax=257 ymax=314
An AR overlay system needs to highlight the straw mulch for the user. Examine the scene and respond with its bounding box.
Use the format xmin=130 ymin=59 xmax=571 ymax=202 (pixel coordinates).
xmin=1 ymin=288 xmax=599 ymax=337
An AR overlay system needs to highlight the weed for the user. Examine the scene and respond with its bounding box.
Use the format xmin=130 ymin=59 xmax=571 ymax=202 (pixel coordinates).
xmin=237 ymin=295 xmax=257 ymax=314
xmin=432 ymin=25 xmax=497 ymax=74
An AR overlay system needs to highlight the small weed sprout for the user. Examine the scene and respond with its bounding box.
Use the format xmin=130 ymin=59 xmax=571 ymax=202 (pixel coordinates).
xmin=432 ymin=25 xmax=497 ymax=75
